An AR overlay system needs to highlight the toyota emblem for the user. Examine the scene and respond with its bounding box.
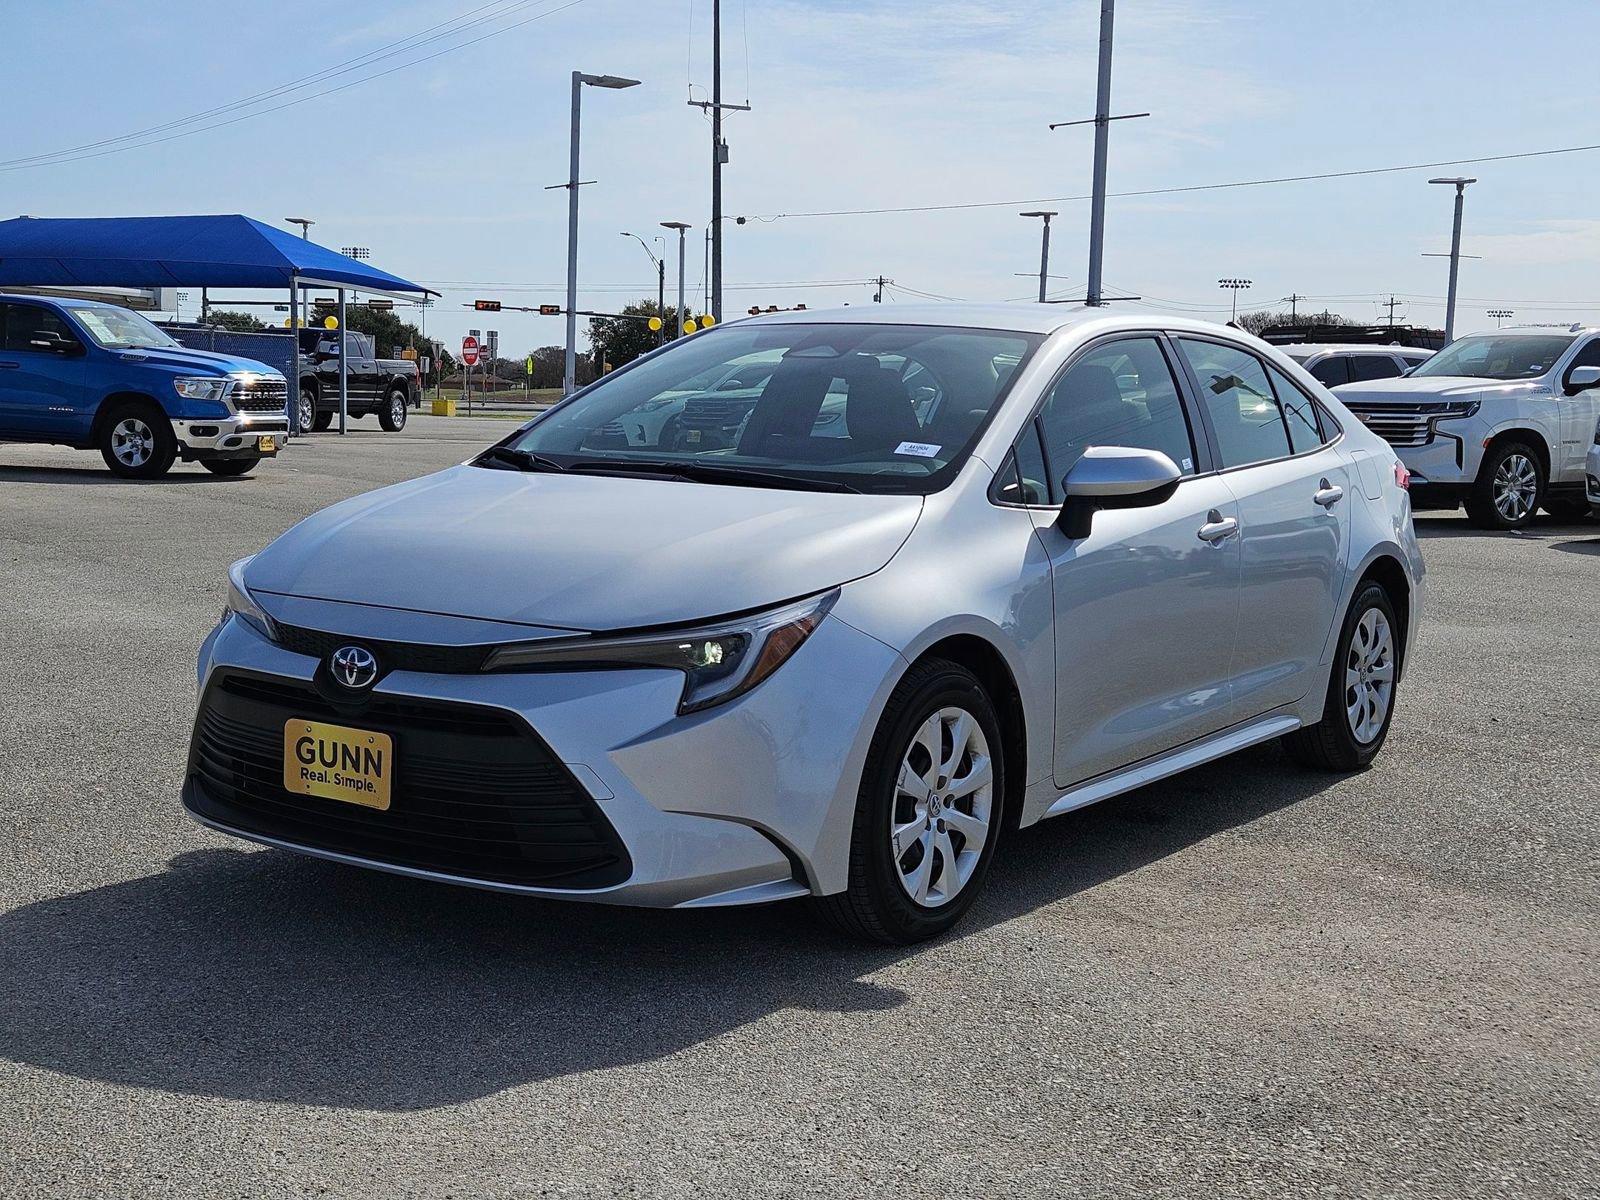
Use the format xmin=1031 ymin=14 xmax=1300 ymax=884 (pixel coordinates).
xmin=329 ymin=645 xmax=379 ymax=690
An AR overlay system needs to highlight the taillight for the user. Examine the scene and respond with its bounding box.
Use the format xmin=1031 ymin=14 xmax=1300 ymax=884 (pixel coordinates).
xmin=1393 ymin=461 xmax=1411 ymax=491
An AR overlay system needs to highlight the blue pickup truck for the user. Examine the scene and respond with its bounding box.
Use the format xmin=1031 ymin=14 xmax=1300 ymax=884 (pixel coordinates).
xmin=0 ymin=293 xmax=289 ymax=478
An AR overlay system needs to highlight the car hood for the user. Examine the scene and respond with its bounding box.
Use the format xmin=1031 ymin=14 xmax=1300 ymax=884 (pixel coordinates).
xmin=1332 ymin=375 xmax=1550 ymax=403
xmin=246 ymin=465 xmax=924 ymax=632
xmin=114 ymin=346 xmax=281 ymax=377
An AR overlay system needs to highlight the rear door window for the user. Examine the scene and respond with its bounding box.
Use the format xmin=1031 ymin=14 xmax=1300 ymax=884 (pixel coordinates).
xmin=1308 ymin=356 xmax=1349 ymax=387
xmin=1268 ymin=364 xmax=1325 ymax=454
xmin=1348 ymin=354 xmax=1401 ymax=382
xmin=1175 ymin=338 xmax=1292 ymax=468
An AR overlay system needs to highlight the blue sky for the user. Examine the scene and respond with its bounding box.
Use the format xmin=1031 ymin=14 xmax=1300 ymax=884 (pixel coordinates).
xmin=7 ymin=0 xmax=1600 ymax=354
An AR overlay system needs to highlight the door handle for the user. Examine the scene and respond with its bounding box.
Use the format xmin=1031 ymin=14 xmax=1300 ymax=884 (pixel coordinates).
xmin=1197 ymin=511 xmax=1239 ymax=543
xmin=1313 ymin=478 xmax=1344 ymax=508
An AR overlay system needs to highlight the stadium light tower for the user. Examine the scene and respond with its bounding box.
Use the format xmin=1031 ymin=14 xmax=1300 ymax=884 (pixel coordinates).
xmin=1218 ymin=277 xmax=1252 ymax=321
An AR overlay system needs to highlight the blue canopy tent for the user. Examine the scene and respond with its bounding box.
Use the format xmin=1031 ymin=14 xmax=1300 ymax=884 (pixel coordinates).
xmin=0 ymin=215 xmax=436 ymax=433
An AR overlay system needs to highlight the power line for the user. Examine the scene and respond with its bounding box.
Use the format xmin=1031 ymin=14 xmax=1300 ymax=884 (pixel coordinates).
xmin=0 ymin=0 xmax=589 ymax=172
xmin=745 ymin=141 xmax=1600 ymax=221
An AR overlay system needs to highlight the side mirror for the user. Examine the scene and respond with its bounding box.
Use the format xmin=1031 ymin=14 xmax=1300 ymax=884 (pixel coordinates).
xmin=1057 ymin=445 xmax=1182 ymax=539
xmin=1566 ymin=365 xmax=1600 ymax=394
xmin=28 ymin=332 xmax=83 ymax=356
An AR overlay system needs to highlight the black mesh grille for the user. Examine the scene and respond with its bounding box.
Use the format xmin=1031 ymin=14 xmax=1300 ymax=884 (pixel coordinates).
xmin=186 ymin=671 xmax=632 ymax=889
xmin=233 ymin=378 xmax=290 ymax=413
xmin=273 ymin=623 xmax=492 ymax=674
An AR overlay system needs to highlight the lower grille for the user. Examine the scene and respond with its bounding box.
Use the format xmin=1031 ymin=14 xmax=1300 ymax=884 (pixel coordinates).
xmin=186 ymin=671 xmax=631 ymax=889
xmin=234 ymin=378 xmax=290 ymax=413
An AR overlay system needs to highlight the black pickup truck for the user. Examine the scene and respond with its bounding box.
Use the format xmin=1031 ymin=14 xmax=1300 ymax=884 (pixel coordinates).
xmin=294 ymin=329 xmax=420 ymax=433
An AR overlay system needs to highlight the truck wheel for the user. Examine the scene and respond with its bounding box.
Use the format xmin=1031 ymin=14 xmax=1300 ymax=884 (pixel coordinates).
xmin=1465 ymin=440 xmax=1544 ymax=530
xmin=296 ymin=387 xmax=318 ymax=435
xmin=98 ymin=403 xmax=176 ymax=479
xmin=201 ymin=456 xmax=261 ymax=477
xmin=312 ymin=411 xmax=333 ymax=432
xmin=379 ymin=388 xmax=409 ymax=431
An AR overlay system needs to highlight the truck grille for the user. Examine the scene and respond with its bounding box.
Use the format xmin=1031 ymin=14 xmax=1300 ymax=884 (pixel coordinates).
xmin=233 ymin=377 xmax=290 ymax=413
xmin=1341 ymin=401 xmax=1441 ymax=447
xmin=186 ymin=670 xmax=632 ymax=890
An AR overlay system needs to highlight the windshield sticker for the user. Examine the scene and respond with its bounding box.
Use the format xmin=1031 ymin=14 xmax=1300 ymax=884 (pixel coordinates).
xmin=1181 ymin=456 xmax=1194 ymax=471
xmin=75 ymin=311 xmax=116 ymax=342
xmin=894 ymin=441 xmax=942 ymax=458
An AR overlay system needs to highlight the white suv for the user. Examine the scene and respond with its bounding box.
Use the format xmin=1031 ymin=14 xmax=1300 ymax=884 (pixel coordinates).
xmin=1283 ymin=343 xmax=1433 ymax=389
xmin=1334 ymin=326 xmax=1600 ymax=528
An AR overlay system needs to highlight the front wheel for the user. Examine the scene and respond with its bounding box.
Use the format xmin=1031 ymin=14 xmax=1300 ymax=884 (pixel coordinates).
xmin=1466 ymin=441 xmax=1543 ymax=530
xmin=1284 ymin=580 xmax=1400 ymax=771
xmin=813 ymin=659 xmax=1004 ymax=944
xmin=296 ymin=387 xmax=318 ymax=435
xmin=98 ymin=404 xmax=176 ymax=479
xmin=379 ymin=389 xmax=409 ymax=431
xmin=201 ymin=455 xmax=261 ymax=477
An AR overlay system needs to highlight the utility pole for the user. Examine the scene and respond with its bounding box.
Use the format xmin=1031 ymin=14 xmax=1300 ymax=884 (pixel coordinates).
xmin=1428 ymin=176 xmax=1475 ymax=343
xmin=1218 ymin=277 xmax=1251 ymax=321
xmin=873 ymin=275 xmax=889 ymax=303
xmin=1020 ymin=211 xmax=1057 ymax=303
xmin=1049 ymin=1 xmax=1146 ymax=307
xmin=1381 ymin=295 xmax=1403 ymax=327
xmin=687 ymin=1 xmax=751 ymax=326
xmin=1281 ymin=293 xmax=1306 ymax=321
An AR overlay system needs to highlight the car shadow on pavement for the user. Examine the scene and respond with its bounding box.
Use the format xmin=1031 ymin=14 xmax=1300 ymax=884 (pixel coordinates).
xmin=0 ymin=743 xmax=1340 ymax=1112
xmin=0 ymin=464 xmax=224 ymax=485
xmin=1550 ymin=537 xmax=1600 ymax=556
xmin=1412 ymin=513 xmax=1595 ymax=539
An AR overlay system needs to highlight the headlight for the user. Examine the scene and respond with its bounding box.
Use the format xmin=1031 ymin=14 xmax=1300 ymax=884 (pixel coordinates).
xmin=1433 ymin=400 xmax=1481 ymax=421
xmin=174 ymin=377 xmax=230 ymax=402
xmin=484 ymin=590 xmax=838 ymax=713
xmin=225 ymin=556 xmax=278 ymax=641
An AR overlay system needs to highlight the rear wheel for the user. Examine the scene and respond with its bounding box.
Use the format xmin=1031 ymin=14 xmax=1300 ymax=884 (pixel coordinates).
xmin=98 ymin=403 xmax=176 ymax=479
xmin=1466 ymin=440 xmax=1543 ymax=530
xmin=813 ymin=659 xmax=1004 ymax=944
xmin=379 ymin=388 xmax=409 ymax=431
xmin=201 ymin=456 xmax=261 ymax=477
xmin=1284 ymin=580 xmax=1399 ymax=771
xmin=296 ymin=387 xmax=318 ymax=435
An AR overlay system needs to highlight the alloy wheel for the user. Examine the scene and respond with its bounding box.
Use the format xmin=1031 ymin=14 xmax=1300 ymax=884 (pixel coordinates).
xmin=299 ymin=391 xmax=316 ymax=433
xmin=890 ymin=707 xmax=994 ymax=908
xmin=1492 ymin=453 xmax=1538 ymax=523
xmin=111 ymin=417 xmax=155 ymax=468
xmin=390 ymin=395 xmax=406 ymax=427
xmin=1345 ymin=608 xmax=1395 ymax=744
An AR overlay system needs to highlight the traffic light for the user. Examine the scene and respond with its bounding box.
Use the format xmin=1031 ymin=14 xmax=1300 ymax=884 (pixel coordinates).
xmin=474 ymin=299 xmax=502 ymax=312
xmin=538 ymin=304 xmax=561 ymax=316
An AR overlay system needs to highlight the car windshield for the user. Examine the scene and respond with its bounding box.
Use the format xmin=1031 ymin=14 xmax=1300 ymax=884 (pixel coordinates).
xmin=1409 ymin=334 xmax=1574 ymax=381
xmin=69 ymin=305 xmax=180 ymax=350
xmin=501 ymin=322 xmax=1041 ymax=494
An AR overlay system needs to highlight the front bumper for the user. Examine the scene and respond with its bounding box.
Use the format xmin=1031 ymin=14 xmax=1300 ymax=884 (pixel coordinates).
xmin=186 ymin=607 xmax=903 ymax=907
xmin=1586 ymin=445 xmax=1600 ymax=511
xmin=172 ymin=412 xmax=288 ymax=459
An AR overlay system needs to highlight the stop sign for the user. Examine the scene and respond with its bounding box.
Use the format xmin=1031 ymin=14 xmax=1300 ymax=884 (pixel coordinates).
xmin=461 ymin=335 xmax=480 ymax=366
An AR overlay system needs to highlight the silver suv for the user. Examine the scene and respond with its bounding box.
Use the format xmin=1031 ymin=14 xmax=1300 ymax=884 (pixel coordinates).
xmin=190 ymin=307 xmax=1423 ymax=944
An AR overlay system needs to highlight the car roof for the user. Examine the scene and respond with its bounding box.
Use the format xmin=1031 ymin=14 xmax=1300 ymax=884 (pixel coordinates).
xmin=1475 ymin=325 xmax=1600 ymax=337
xmin=1282 ymin=343 xmax=1431 ymax=356
xmin=0 ymin=292 xmax=106 ymax=308
xmin=722 ymin=303 xmax=1260 ymax=341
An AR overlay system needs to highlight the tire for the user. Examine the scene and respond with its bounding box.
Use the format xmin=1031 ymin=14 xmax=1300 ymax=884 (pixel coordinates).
xmin=296 ymin=387 xmax=318 ymax=435
xmin=311 ymin=410 xmax=333 ymax=432
xmin=379 ymin=388 xmax=409 ymax=431
xmin=812 ymin=658 xmax=1005 ymax=944
xmin=201 ymin=456 xmax=260 ymax=477
xmin=1465 ymin=440 xmax=1544 ymax=530
xmin=97 ymin=402 xmax=177 ymax=479
xmin=1542 ymin=494 xmax=1592 ymax=521
xmin=1283 ymin=580 xmax=1400 ymax=772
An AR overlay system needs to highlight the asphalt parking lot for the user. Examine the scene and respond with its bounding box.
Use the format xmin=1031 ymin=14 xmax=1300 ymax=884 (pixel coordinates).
xmin=1 ymin=417 xmax=1596 ymax=1199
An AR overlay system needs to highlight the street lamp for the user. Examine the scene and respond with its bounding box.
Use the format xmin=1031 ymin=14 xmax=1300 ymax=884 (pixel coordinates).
xmin=286 ymin=217 xmax=315 ymax=239
xmin=1019 ymin=211 xmax=1058 ymax=304
xmin=1218 ymin=277 xmax=1252 ymax=321
xmin=1487 ymin=308 xmax=1514 ymax=328
xmin=622 ymin=231 xmax=667 ymax=346
xmin=1429 ymin=177 xmax=1476 ymax=343
xmin=558 ymin=70 xmax=641 ymax=395
xmin=661 ymin=221 xmax=691 ymax=338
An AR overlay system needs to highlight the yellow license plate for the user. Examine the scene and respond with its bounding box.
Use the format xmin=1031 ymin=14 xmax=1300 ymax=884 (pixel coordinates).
xmin=283 ymin=719 xmax=393 ymax=810
xmin=257 ymin=435 xmax=278 ymax=453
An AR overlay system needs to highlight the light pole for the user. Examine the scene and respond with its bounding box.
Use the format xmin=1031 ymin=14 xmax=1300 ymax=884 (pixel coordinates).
xmin=559 ymin=71 xmax=641 ymax=395
xmin=1020 ymin=211 xmax=1057 ymax=303
xmin=661 ymin=221 xmax=690 ymax=336
xmin=1487 ymin=308 xmax=1514 ymax=328
xmin=286 ymin=217 xmax=315 ymax=239
xmin=1218 ymin=277 xmax=1252 ymax=321
xmin=622 ymin=231 xmax=667 ymax=346
xmin=1429 ymin=176 xmax=1475 ymax=343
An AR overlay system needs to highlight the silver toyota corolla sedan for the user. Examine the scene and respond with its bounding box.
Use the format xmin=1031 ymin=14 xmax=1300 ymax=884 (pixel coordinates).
xmin=188 ymin=306 xmax=1424 ymax=943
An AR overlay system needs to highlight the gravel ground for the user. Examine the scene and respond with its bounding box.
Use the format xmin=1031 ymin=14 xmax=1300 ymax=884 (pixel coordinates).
xmin=0 ymin=418 xmax=1595 ymax=1199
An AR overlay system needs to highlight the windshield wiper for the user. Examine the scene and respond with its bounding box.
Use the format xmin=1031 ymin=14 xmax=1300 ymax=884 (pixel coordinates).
xmin=475 ymin=445 xmax=568 ymax=473
xmin=569 ymin=458 xmax=861 ymax=494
